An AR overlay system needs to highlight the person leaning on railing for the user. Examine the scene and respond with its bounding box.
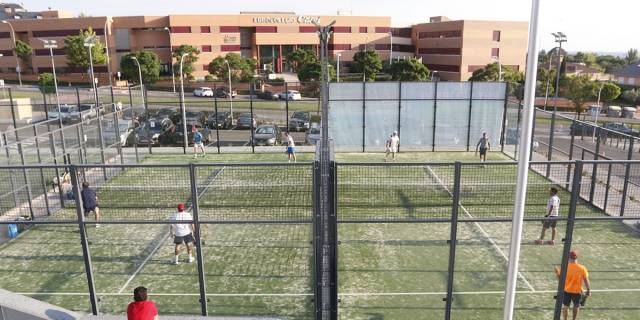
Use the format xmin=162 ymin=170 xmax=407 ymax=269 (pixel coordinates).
xmin=127 ymin=286 xmax=159 ymax=320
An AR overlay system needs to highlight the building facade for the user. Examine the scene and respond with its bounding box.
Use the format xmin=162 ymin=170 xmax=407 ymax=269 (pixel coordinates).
xmin=0 ymin=6 xmax=527 ymax=82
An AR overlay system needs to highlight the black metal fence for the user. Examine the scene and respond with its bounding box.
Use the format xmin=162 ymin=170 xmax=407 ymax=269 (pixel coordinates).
xmin=1 ymin=159 xmax=639 ymax=319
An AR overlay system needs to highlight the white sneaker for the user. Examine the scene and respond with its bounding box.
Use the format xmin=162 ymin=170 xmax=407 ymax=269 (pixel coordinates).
xmin=188 ymin=256 xmax=194 ymax=263
xmin=173 ymin=256 xmax=179 ymax=265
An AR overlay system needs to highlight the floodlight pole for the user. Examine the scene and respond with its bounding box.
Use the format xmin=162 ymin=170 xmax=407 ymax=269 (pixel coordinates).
xmin=164 ymin=27 xmax=176 ymax=93
xmin=551 ymin=32 xmax=567 ymax=113
xmin=40 ymin=39 xmax=62 ymax=125
xmin=130 ymin=56 xmax=146 ymax=106
xmin=503 ymin=0 xmax=542 ymax=319
xmin=179 ymin=53 xmax=189 ymax=152
xmin=2 ymin=20 xmax=22 ymax=86
xmin=104 ymin=17 xmax=113 ymax=87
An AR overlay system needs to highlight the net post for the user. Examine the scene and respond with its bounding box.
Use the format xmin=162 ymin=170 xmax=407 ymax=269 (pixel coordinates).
xmin=466 ymin=82 xmax=473 ymax=152
xmin=589 ymin=128 xmax=601 ymax=203
xmin=361 ymin=81 xmax=366 ymax=153
xmin=432 ymin=80 xmax=438 ymax=152
xmin=546 ymin=111 xmax=556 ymax=177
xmin=620 ymin=138 xmax=634 ymax=216
xmin=70 ymin=165 xmax=99 ymax=315
xmin=444 ymin=161 xmax=462 ymax=320
xmin=396 ymin=81 xmax=402 ymax=153
xmin=188 ymin=164 xmax=209 ymax=315
xmin=553 ymin=160 xmax=582 ymax=320
xmin=250 ymin=85 xmax=255 ymax=154
xmin=213 ymin=83 xmax=221 ymax=154
xmin=312 ymin=157 xmax=323 ymax=320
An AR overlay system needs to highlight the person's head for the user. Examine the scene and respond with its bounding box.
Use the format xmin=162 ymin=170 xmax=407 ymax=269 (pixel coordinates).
xmin=133 ymin=286 xmax=148 ymax=302
xmin=550 ymin=187 xmax=558 ymax=196
xmin=482 ymin=132 xmax=487 ymax=137
xmin=569 ymin=250 xmax=578 ymax=261
xmin=393 ymin=131 xmax=398 ymax=137
xmin=177 ymin=203 xmax=185 ymax=212
xmin=285 ymin=131 xmax=290 ymax=136
xmin=82 ymin=182 xmax=89 ymax=189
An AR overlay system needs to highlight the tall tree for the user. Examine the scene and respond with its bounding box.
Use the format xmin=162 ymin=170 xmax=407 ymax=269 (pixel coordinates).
xmin=351 ymin=50 xmax=383 ymax=81
xmin=562 ymin=75 xmax=595 ymax=118
xmin=297 ymin=62 xmax=335 ymax=97
xmin=37 ymin=73 xmax=55 ymax=93
xmin=172 ymin=45 xmax=200 ymax=79
xmin=64 ymin=27 xmax=106 ymax=75
xmin=14 ymin=40 xmax=32 ymax=71
xmin=388 ymin=59 xmax=430 ymax=81
xmin=286 ymin=48 xmax=317 ymax=73
xmin=598 ymin=82 xmax=621 ymax=106
xmin=468 ymin=62 xmax=523 ymax=83
xmin=625 ymin=48 xmax=639 ymax=65
xmin=120 ymin=51 xmax=161 ymax=84
xmin=208 ymin=53 xmax=256 ymax=82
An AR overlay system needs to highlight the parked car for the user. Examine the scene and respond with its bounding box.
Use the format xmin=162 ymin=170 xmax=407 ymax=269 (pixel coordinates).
xmin=305 ymin=125 xmax=321 ymax=145
xmin=214 ymin=87 xmax=237 ymax=98
xmin=279 ymin=90 xmax=302 ymax=101
xmin=154 ymin=107 xmax=178 ymax=120
xmin=49 ymin=104 xmax=79 ymax=124
xmin=185 ymin=111 xmax=207 ymax=124
xmin=252 ymin=124 xmax=282 ymax=146
xmin=193 ymin=87 xmax=214 ymax=97
xmin=131 ymin=118 xmax=170 ymax=146
xmin=160 ymin=121 xmax=212 ymax=146
xmin=288 ymin=111 xmax=310 ymax=132
xmin=569 ymin=121 xmax=596 ymax=136
xmin=102 ymin=120 xmax=135 ymax=146
xmin=236 ymin=113 xmax=257 ymax=129
xmin=602 ymin=122 xmax=640 ymax=137
xmin=257 ymin=90 xmax=279 ymax=100
xmin=208 ymin=111 xmax=233 ymax=129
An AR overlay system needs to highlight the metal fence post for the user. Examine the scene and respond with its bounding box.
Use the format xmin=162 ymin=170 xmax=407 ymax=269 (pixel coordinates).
xmin=285 ymin=82 xmax=290 ymax=132
xmin=2 ymin=133 xmax=18 ymax=208
xmin=604 ymin=162 xmax=612 ymax=212
xmin=249 ymin=86 xmax=255 ymax=154
xmin=79 ymin=121 xmax=88 ymax=164
xmin=565 ymin=123 xmax=576 ymax=190
xmin=620 ymin=138 xmax=634 ymax=216
xmin=361 ymin=81 xmax=366 ymax=152
xmin=432 ymin=80 xmax=438 ymax=152
xmin=312 ymin=159 xmax=322 ymax=319
xmin=33 ymin=125 xmax=51 ymax=215
xmin=546 ymin=111 xmax=556 ymax=177
xmin=529 ymin=107 xmax=537 ymax=161
xmin=553 ymin=161 xmax=582 ymax=320
xmin=466 ymin=82 xmax=474 ymax=152
xmin=95 ymin=112 xmax=108 ymax=181
xmin=48 ymin=131 xmax=65 ymax=208
xmin=397 ymin=81 xmax=402 ymax=153
xmin=213 ymin=83 xmax=220 ymax=154
xmin=42 ymin=90 xmax=50 ymax=130
xmin=188 ymin=164 xmax=208 ymax=315
xmin=500 ymin=85 xmax=509 ymax=153
xmin=10 ymin=88 xmax=34 ymax=219
xmin=514 ymin=101 xmax=522 ymax=160
xmin=444 ymin=161 xmax=462 ymax=320
xmin=329 ymin=161 xmax=339 ymax=319
xmin=589 ymin=128 xmax=601 ymax=203
xmin=111 ymin=86 xmax=125 ymax=165
xmin=70 ymin=165 xmax=99 ymax=315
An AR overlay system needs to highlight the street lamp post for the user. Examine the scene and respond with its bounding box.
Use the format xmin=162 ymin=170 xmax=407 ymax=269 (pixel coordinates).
xmin=84 ymin=35 xmax=98 ymax=104
xmin=163 ymin=27 xmax=176 ymax=93
xmin=2 ymin=20 xmax=22 ymax=86
xmin=593 ymin=82 xmax=605 ymax=141
xmin=551 ymin=32 xmax=567 ymax=113
xmin=543 ymin=50 xmax=556 ymax=111
xmin=39 ymin=39 xmax=61 ymax=122
xmin=104 ymin=17 xmax=113 ymax=87
xmin=388 ymin=31 xmax=393 ymax=65
xmin=335 ymin=53 xmax=341 ymax=82
xmin=130 ymin=56 xmax=145 ymax=106
xmin=179 ymin=53 xmax=189 ymax=151
xmin=224 ymin=60 xmax=233 ymax=120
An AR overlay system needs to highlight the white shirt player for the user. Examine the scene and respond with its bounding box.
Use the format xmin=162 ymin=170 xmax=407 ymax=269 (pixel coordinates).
xmin=287 ymin=134 xmax=295 ymax=148
xmin=546 ymin=195 xmax=560 ymax=217
xmin=387 ymin=135 xmax=400 ymax=153
xmin=170 ymin=211 xmax=193 ymax=237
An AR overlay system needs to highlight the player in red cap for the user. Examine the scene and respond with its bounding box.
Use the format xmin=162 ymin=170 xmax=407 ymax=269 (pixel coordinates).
xmin=554 ymin=250 xmax=591 ymax=320
xmin=169 ymin=203 xmax=195 ymax=264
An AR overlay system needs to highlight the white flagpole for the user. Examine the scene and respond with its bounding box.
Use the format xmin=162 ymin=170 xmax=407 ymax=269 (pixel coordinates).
xmin=503 ymin=0 xmax=542 ymax=319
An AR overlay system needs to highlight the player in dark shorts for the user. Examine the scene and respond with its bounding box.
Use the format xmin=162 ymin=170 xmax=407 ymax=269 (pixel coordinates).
xmin=80 ymin=182 xmax=100 ymax=227
xmin=475 ymin=132 xmax=491 ymax=162
xmin=554 ymin=250 xmax=591 ymax=320
xmin=536 ymin=187 xmax=560 ymax=245
xmin=169 ymin=203 xmax=195 ymax=264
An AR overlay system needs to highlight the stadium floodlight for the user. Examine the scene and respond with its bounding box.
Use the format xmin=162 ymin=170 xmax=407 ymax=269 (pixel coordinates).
xmin=551 ymin=32 xmax=567 ymax=113
xmin=39 ymin=39 xmax=62 ymax=123
xmin=503 ymin=1 xmax=542 ymax=320
xmin=179 ymin=52 xmax=189 ymax=152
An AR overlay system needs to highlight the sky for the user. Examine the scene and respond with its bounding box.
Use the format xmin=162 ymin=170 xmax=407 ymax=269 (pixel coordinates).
xmin=25 ymin=0 xmax=640 ymax=53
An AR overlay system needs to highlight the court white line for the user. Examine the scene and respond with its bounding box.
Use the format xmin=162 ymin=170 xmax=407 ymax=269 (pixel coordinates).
xmin=117 ymin=167 xmax=225 ymax=294
xmin=17 ymin=288 xmax=640 ymax=297
xmin=424 ymin=166 xmax=537 ymax=292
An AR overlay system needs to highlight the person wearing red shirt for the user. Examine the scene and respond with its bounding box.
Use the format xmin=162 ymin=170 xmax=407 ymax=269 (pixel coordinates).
xmin=127 ymin=286 xmax=159 ymax=320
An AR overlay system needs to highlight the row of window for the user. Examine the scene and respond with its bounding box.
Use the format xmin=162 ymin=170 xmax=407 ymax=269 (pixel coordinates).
xmin=170 ymin=26 xmax=392 ymax=34
xmin=417 ymin=30 xmax=502 ymax=42
xmin=416 ymin=47 xmax=500 ymax=57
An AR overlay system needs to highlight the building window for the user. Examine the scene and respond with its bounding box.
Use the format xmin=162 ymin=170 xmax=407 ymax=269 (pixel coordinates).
xmin=394 ymin=44 xmax=415 ymax=52
xmin=202 ymin=45 xmax=212 ymax=52
xmin=359 ymin=26 xmax=367 ymax=33
xmin=299 ymin=26 xmax=316 ymax=33
xmin=425 ymin=64 xmax=460 ymax=72
xmin=0 ymin=50 xmax=13 ymax=56
xmin=375 ymin=43 xmax=390 ymax=50
xmin=221 ymin=45 xmax=241 ymax=52
xmin=35 ymin=49 xmax=65 ymax=56
xmin=0 ymin=32 xmax=11 ymax=39
xmin=359 ymin=44 xmax=366 ymax=50
xmin=201 ymin=26 xmax=211 ymax=33
xmin=255 ymin=26 xmax=277 ymax=33
xmin=202 ymin=64 xmax=209 ymax=71
xmin=418 ymin=30 xmax=461 ymax=39
xmin=491 ymin=48 xmax=500 ymax=58
xmin=328 ymin=44 xmax=351 ymax=50
xmin=220 ymin=26 xmax=240 ymax=33
xmin=170 ymin=26 xmax=191 ymax=33
xmin=418 ymin=47 xmax=461 ymax=55
xmin=333 ymin=26 xmax=351 ymax=33
xmin=391 ymin=28 xmax=412 ymax=37
xmin=33 ymin=29 xmax=104 ymax=37
xmin=468 ymin=65 xmax=484 ymax=72
xmin=375 ymin=27 xmax=390 ymax=33
xmin=493 ymin=30 xmax=501 ymax=42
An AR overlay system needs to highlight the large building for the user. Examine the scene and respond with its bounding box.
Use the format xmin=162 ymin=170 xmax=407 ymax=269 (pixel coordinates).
xmin=0 ymin=4 xmax=528 ymax=83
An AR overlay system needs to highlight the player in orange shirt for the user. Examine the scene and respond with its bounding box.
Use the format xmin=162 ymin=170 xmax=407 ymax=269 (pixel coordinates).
xmin=554 ymin=250 xmax=591 ymax=320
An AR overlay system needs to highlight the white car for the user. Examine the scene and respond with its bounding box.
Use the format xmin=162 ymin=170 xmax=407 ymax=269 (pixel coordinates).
xmin=193 ymin=87 xmax=214 ymax=97
xmin=279 ymin=90 xmax=302 ymax=101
